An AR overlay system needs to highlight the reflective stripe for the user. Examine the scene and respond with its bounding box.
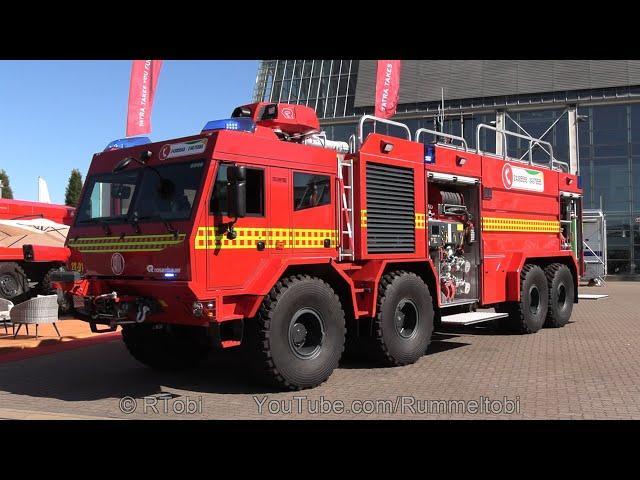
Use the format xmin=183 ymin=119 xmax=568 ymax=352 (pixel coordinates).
xmin=482 ymin=217 xmax=561 ymax=233
xmin=360 ymin=210 xmax=367 ymax=228
xmin=194 ymin=227 xmax=338 ymax=250
xmin=68 ymin=234 xmax=186 ymax=253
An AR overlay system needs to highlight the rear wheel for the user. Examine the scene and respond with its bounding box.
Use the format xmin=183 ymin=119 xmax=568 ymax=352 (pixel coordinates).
xmin=498 ymin=264 xmax=549 ymax=334
xmin=0 ymin=262 xmax=29 ymax=302
xmin=245 ymin=275 xmax=345 ymax=390
xmin=371 ymin=271 xmax=434 ymax=366
xmin=544 ymin=263 xmax=574 ymax=328
xmin=122 ymin=324 xmax=211 ymax=370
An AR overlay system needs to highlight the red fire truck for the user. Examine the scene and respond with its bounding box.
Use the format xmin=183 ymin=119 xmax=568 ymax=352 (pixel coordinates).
xmin=0 ymin=199 xmax=74 ymax=302
xmin=53 ymin=102 xmax=583 ymax=390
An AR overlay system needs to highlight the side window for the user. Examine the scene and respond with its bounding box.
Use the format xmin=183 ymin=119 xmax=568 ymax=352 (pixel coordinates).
xmin=210 ymin=165 xmax=229 ymax=214
xmin=210 ymin=164 xmax=265 ymax=216
xmin=293 ymin=172 xmax=331 ymax=211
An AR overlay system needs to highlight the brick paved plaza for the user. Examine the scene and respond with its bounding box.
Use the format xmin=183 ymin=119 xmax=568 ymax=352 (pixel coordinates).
xmin=0 ymin=282 xmax=638 ymax=420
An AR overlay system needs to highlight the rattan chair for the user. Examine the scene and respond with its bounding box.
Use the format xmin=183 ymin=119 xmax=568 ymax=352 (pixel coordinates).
xmin=9 ymin=295 xmax=61 ymax=339
xmin=0 ymin=298 xmax=13 ymax=335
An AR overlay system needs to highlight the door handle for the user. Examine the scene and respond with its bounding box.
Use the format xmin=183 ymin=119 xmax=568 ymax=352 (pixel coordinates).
xmin=257 ymin=241 xmax=265 ymax=251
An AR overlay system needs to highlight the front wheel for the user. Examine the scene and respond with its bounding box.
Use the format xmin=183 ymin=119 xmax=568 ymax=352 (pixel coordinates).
xmin=0 ymin=262 xmax=29 ymax=302
xmin=40 ymin=267 xmax=72 ymax=314
xmin=122 ymin=324 xmax=211 ymax=370
xmin=245 ymin=275 xmax=346 ymax=390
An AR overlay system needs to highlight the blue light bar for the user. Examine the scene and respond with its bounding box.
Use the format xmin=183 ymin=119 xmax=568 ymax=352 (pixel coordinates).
xmin=164 ymin=272 xmax=176 ymax=278
xmin=104 ymin=137 xmax=152 ymax=151
xmin=201 ymin=118 xmax=256 ymax=134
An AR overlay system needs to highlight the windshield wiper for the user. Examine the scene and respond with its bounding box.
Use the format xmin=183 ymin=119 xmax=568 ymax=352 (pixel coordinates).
xmin=137 ymin=214 xmax=179 ymax=238
xmin=83 ymin=215 xmax=136 ymax=236
xmin=83 ymin=218 xmax=117 ymax=235
xmin=127 ymin=213 xmax=142 ymax=235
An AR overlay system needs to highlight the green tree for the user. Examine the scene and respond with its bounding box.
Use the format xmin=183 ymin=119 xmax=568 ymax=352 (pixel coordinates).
xmin=0 ymin=169 xmax=14 ymax=199
xmin=65 ymin=169 xmax=84 ymax=207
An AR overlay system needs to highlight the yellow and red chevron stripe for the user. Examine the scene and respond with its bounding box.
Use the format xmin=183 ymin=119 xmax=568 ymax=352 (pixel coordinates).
xmin=68 ymin=233 xmax=186 ymax=253
xmin=194 ymin=227 xmax=338 ymax=250
xmin=482 ymin=217 xmax=561 ymax=233
xmin=360 ymin=210 xmax=367 ymax=228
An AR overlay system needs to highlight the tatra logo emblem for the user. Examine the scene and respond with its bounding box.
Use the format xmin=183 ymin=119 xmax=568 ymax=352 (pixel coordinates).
xmin=111 ymin=253 xmax=125 ymax=275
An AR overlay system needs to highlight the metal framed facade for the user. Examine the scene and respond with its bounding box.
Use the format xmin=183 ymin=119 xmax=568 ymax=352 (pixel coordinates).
xmin=254 ymin=60 xmax=640 ymax=277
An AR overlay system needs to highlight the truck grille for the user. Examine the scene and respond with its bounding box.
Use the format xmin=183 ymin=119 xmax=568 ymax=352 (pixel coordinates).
xmin=365 ymin=162 xmax=415 ymax=253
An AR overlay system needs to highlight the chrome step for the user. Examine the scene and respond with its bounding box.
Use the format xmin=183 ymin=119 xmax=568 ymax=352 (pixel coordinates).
xmin=441 ymin=310 xmax=508 ymax=326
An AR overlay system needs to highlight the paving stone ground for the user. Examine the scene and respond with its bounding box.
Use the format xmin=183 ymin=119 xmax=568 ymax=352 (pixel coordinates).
xmin=0 ymin=283 xmax=637 ymax=420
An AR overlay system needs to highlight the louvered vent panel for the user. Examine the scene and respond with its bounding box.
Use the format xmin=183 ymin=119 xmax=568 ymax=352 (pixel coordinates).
xmin=366 ymin=162 xmax=415 ymax=253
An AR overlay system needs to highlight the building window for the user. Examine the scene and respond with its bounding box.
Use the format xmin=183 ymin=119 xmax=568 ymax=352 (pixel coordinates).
xmin=293 ymin=172 xmax=331 ymax=211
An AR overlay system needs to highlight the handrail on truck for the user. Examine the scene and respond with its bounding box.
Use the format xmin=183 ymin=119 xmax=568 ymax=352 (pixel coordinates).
xmin=475 ymin=123 xmax=570 ymax=172
xmin=348 ymin=134 xmax=357 ymax=154
xmin=415 ymin=128 xmax=469 ymax=151
xmin=357 ymin=115 xmax=412 ymax=146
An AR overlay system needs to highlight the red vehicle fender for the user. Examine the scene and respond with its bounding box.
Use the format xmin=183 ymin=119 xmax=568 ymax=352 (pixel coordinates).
xmin=505 ymin=251 xmax=579 ymax=302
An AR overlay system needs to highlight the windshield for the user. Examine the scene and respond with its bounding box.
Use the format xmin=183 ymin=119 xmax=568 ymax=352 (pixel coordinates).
xmin=76 ymin=160 xmax=205 ymax=224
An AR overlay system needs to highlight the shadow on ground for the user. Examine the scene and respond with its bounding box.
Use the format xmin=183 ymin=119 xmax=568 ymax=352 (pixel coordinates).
xmin=0 ymin=324 xmax=508 ymax=401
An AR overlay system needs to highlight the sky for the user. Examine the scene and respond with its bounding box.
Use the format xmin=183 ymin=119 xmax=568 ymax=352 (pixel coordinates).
xmin=0 ymin=60 xmax=259 ymax=203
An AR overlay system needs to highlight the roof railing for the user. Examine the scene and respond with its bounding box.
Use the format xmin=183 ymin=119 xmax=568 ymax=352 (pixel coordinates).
xmin=476 ymin=123 xmax=569 ymax=172
xmin=351 ymin=116 xmax=569 ymax=173
xmin=348 ymin=134 xmax=357 ymax=154
xmin=357 ymin=115 xmax=411 ymax=146
xmin=415 ymin=128 xmax=468 ymax=151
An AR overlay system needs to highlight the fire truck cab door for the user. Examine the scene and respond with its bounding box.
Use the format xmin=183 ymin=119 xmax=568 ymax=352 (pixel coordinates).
xmin=205 ymin=161 xmax=276 ymax=290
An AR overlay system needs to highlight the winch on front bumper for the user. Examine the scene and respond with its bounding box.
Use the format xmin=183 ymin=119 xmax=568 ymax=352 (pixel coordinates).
xmin=73 ymin=292 xmax=161 ymax=333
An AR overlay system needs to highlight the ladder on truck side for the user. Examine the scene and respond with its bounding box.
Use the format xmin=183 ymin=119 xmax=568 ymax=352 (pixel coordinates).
xmin=337 ymin=154 xmax=354 ymax=261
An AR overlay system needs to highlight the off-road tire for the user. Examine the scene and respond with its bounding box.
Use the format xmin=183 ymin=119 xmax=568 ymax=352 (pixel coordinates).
xmin=544 ymin=263 xmax=574 ymax=328
xmin=371 ymin=271 xmax=434 ymax=366
xmin=497 ymin=264 xmax=549 ymax=334
xmin=245 ymin=275 xmax=346 ymax=390
xmin=122 ymin=324 xmax=211 ymax=371
xmin=0 ymin=262 xmax=30 ymax=302
xmin=40 ymin=268 xmax=72 ymax=314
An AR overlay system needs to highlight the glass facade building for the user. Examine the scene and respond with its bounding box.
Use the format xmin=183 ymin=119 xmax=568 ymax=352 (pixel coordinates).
xmin=254 ymin=60 xmax=640 ymax=277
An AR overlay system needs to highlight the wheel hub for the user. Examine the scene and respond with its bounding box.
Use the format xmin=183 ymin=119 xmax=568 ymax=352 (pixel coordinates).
xmin=288 ymin=308 xmax=325 ymax=359
xmin=290 ymin=323 xmax=308 ymax=346
xmin=529 ymin=285 xmax=540 ymax=315
xmin=0 ymin=274 xmax=19 ymax=298
xmin=394 ymin=299 xmax=419 ymax=339
xmin=557 ymin=284 xmax=567 ymax=309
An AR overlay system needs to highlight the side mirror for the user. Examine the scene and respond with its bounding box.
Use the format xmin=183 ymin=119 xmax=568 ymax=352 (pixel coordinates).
xmin=227 ymin=165 xmax=246 ymax=182
xmin=113 ymin=157 xmax=134 ymax=173
xmin=227 ymin=165 xmax=246 ymax=218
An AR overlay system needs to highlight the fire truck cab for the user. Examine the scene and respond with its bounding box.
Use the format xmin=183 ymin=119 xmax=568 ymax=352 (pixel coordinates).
xmin=55 ymin=102 xmax=583 ymax=390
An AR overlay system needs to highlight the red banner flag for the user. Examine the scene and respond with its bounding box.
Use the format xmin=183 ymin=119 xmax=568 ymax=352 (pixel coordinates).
xmin=374 ymin=60 xmax=401 ymax=119
xmin=126 ymin=60 xmax=163 ymax=137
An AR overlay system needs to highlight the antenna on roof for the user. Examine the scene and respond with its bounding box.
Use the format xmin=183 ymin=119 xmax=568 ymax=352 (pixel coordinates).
xmin=436 ymin=87 xmax=445 ymax=133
